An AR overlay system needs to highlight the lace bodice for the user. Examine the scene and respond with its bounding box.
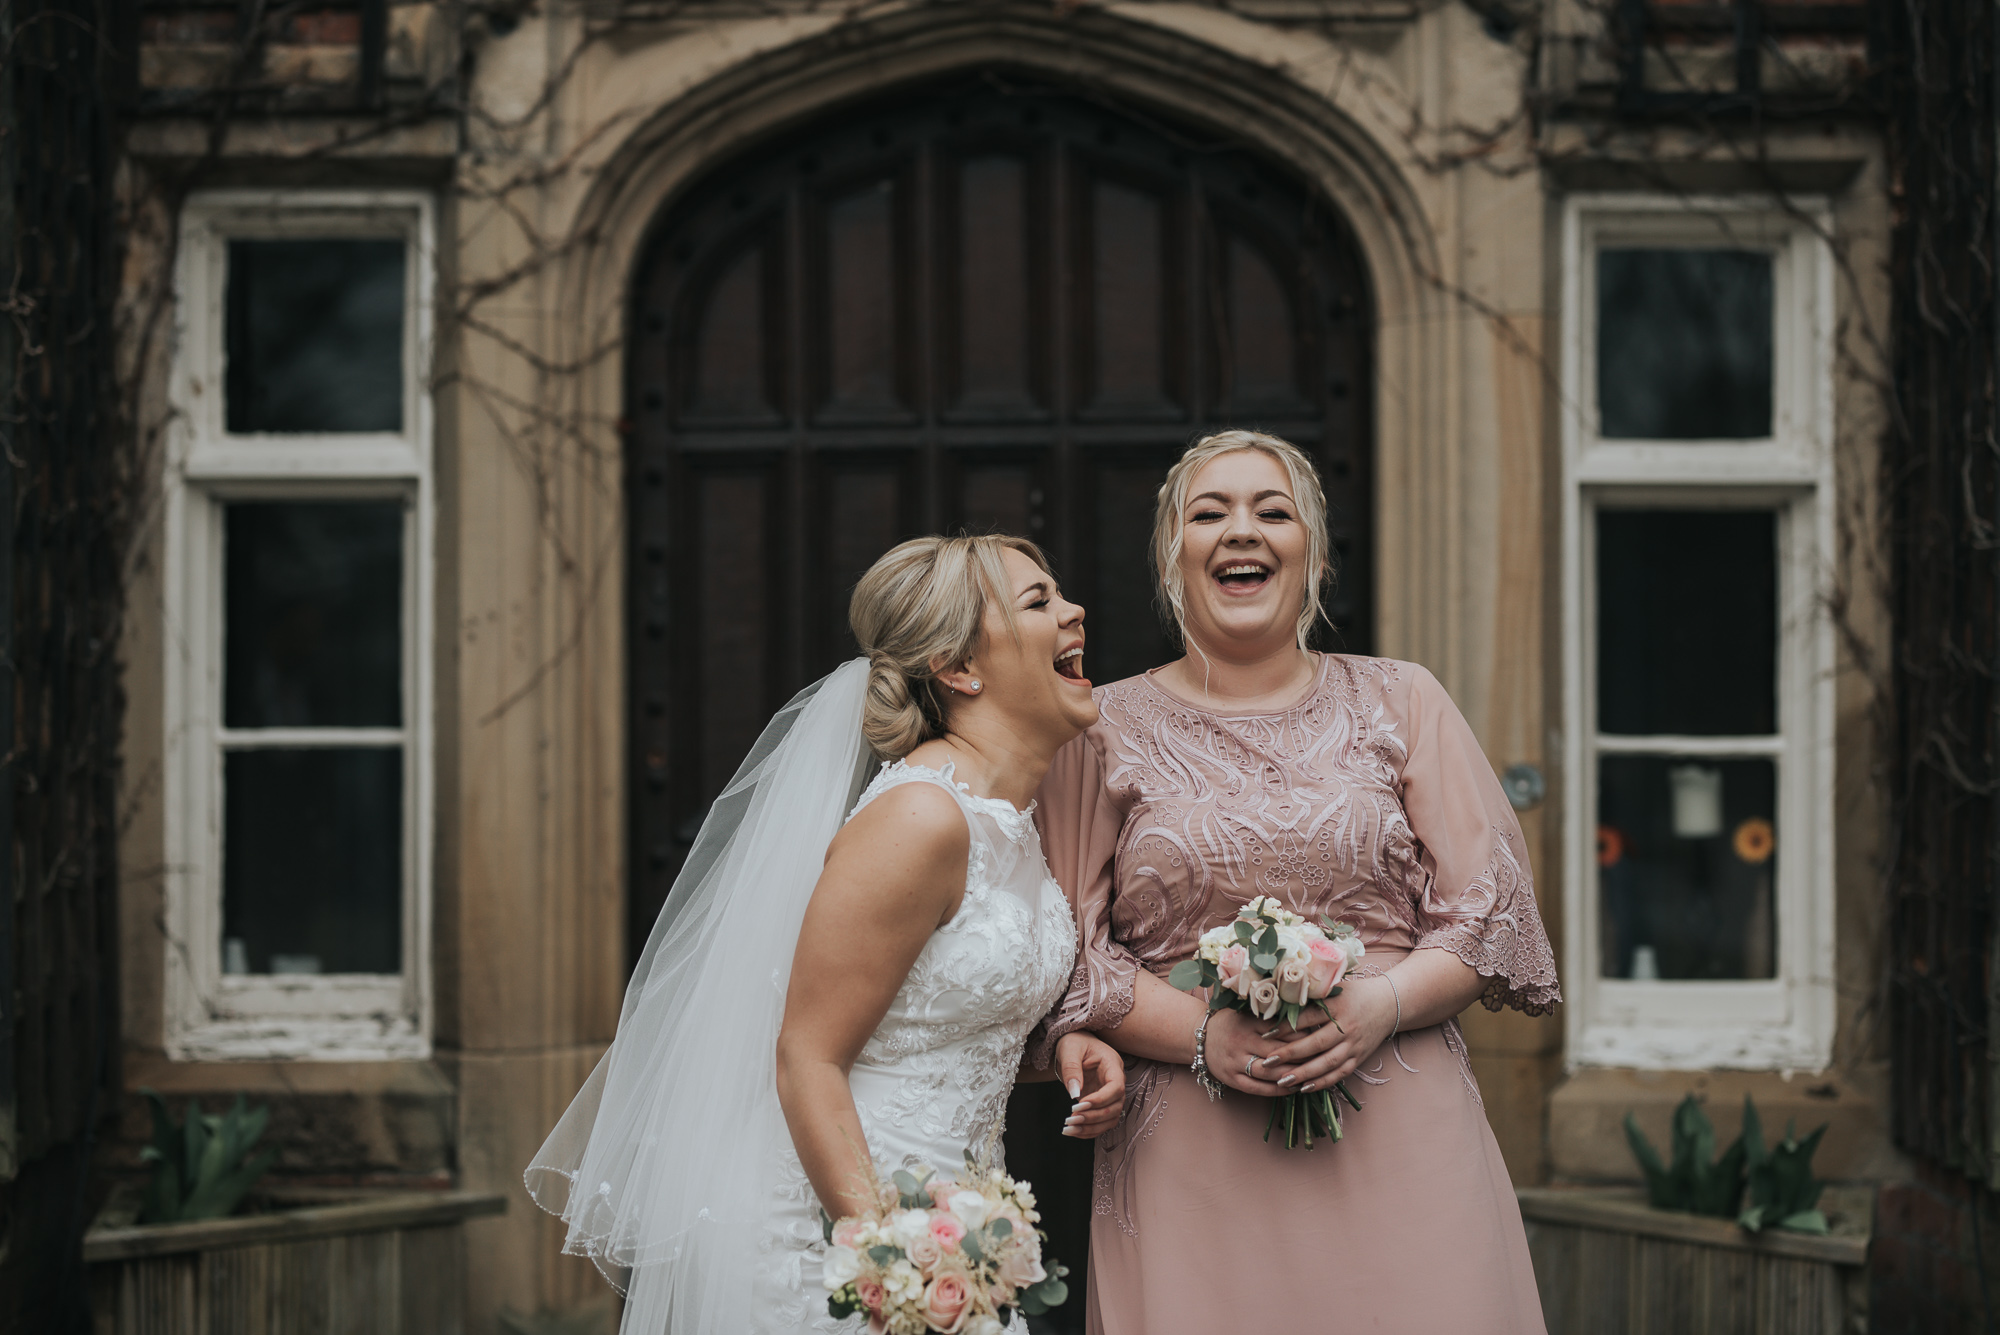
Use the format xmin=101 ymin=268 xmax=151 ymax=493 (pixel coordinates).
xmin=754 ymin=760 xmax=1077 ymax=1331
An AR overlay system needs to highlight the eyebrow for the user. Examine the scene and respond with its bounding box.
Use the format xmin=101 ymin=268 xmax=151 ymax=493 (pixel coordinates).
xmin=1016 ymin=580 xmax=1051 ymax=601
xmin=1189 ymin=489 xmax=1296 ymax=506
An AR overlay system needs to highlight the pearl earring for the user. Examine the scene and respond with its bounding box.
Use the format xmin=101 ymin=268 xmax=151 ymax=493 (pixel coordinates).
xmin=968 ymin=680 xmax=981 ymax=693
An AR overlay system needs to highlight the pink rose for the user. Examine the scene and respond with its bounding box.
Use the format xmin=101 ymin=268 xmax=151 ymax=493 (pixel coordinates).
xmin=907 ymin=1232 xmax=943 ymax=1269
xmin=1276 ymin=954 xmax=1311 ymax=1006
xmin=922 ymin=1274 xmax=972 ymax=1332
xmin=831 ymin=1217 xmax=866 ymax=1249
xmin=1216 ymin=943 xmax=1253 ymax=997
xmin=855 ymin=1278 xmax=887 ymax=1313
xmin=996 ymin=1244 xmax=1047 ymax=1290
xmin=1247 ymin=976 xmax=1282 ymax=1020
xmin=988 ymin=1281 xmax=1016 ymax=1308
xmin=1306 ymin=937 xmax=1350 ymax=999
xmin=929 ymin=1213 xmax=965 ymax=1252
xmin=928 ymin=1180 xmax=957 ymax=1210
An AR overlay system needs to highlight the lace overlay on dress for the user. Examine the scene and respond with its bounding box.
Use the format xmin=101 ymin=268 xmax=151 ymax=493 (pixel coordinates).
xmin=1033 ymin=656 xmax=1560 ymax=1230
xmin=753 ymin=760 xmax=1076 ymax=1333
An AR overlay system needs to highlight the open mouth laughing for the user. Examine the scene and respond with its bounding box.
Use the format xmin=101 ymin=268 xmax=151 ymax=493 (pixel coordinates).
xmin=1054 ymin=643 xmax=1088 ymax=685
xmin=1214 ymin=561 xmax=1273 ymax=593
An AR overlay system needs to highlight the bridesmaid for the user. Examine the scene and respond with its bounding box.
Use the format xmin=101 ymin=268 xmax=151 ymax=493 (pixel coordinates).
xmin=1032 ymin=430 xmax=1558 ymax=1334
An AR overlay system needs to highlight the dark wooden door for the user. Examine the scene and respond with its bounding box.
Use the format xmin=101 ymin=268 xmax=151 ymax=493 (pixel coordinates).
xmin=626 ymin=79 xmax=1372 ymax=1324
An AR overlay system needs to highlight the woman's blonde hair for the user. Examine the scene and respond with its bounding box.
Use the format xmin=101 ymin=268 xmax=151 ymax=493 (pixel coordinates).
xmin=849 ymin=533 xmax=1054 ymax=759
xmin=1151 ymin=430 xmax=1334 ymax=651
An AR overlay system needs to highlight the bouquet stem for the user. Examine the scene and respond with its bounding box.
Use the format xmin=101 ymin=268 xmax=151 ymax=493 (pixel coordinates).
xmin=1262 ymin=1083 xmax=1355 ymax=1149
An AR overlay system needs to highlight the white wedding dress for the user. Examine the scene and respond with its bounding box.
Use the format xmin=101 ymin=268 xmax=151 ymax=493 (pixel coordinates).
xmin=741 ymin=759 xmax=1077 ymax=1331
xmin=527 ymin=663 xmax=1075 ymax=1335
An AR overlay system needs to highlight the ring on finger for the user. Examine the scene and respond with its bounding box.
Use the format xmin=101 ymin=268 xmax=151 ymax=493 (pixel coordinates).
xmin=1245 ymin=1055 xmax=1259 ymax=1076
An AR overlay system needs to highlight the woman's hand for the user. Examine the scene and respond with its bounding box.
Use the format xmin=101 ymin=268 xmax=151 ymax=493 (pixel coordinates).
xmin=1054 ymin=1032 xmax=1126 ymax=1138
xmin=1259 ymin=975 xmax=1399 ymax=1093
xmin=1200 ymin=1006 xmax=1333 ymax=1096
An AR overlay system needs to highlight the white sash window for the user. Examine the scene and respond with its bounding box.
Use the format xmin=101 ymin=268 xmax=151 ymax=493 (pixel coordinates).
xmin=163 ymin=192 xmax=434 ymax=1060
xmin=1561 ymin=196 xmax=1836 ymax=1071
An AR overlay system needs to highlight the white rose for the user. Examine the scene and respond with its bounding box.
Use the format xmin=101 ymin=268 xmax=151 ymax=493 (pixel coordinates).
xmin=947 ymin=1190 xmax=990 ymax=1229
xmin=889 ymin=1208 xmax=932 ymax=1247
xmin=885 ymin=1259 xmax=925 ymax=1301
xmin=965 ymin=1317 xmax=1005 ymax=1335
xmin=821 ymin=1245 xmax=861 ymax=1289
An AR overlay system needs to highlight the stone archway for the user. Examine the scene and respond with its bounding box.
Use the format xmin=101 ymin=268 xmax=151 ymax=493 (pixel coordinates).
xmin=620 ymin=75 xmax=1378 ymax=1327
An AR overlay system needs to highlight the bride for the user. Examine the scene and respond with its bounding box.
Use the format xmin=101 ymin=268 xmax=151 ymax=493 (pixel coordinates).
xmin=527 ymin=533 xmax=1126 ymax=1333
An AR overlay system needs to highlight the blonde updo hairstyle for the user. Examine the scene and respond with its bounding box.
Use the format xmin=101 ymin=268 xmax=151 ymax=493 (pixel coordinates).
xmin=850 ymin=533 xmax=1055 ymax=760
xmin=1152 ymin=430 xmax=1334 ymax=651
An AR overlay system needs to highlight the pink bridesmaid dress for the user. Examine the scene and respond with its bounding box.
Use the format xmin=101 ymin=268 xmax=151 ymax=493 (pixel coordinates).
xmin=1031 ymin=654 xmax=1559 ymax=1335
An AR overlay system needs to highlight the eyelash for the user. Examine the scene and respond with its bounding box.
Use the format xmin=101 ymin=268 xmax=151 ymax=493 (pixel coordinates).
xmin=1189 ymin=509 xmax=1293 ymax=522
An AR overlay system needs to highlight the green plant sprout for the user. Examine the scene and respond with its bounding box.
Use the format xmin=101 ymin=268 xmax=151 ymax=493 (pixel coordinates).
xmin=1624 ymin=1094 xmax=1829 ymax=1235
xmin=137 ymin=1089 xmax=277 ymax=1224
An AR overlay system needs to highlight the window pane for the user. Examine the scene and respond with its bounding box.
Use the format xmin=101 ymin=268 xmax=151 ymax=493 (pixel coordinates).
xmin=1597 ymin=509 xmax=1776 ymax=736
xmin=1597 ymin=248 xmax=1772 ymax=439
xmin=222 ymin=748 xmax=401 ymax=975
xmin=225 ymin=239 xmax=405 ymax=433
xmin=225 ymin=501 xmax=403 ymax=728
xmin=1598 ymin=755 xmax=1776 ymax=980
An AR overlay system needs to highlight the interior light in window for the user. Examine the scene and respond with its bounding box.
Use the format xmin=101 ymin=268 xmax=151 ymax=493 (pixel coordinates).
xmin=1597 ymin=247 xmax=1773 ymax=439
xmin=225 ymin=238 xmax=405 ymax=433
xmin=1598 ymin=755 xmax=1777 ymax=980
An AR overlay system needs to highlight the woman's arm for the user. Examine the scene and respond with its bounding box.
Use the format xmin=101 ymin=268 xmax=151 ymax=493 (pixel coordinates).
xmin=775 ymin=785 xmax=968 ymax=1221
xmin=1094 ymin=968 xmax=1325 ymax=1098
xmin=1260 ymin=947 xmax=1483 ymax=1091
xmin=1014 ymin=1031 xmax=1125 ymax=1137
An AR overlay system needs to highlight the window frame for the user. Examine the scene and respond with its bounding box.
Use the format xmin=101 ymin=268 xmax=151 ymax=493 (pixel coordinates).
xmin=163 ymin=191 xmax=435 ymax=1061
xmin=1560 ymin=194 xmax=1836 ymax=1071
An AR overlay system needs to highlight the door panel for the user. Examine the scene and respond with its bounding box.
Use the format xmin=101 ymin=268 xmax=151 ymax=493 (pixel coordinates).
xmin=629 ymin=83 xmax=1374 ymax=1328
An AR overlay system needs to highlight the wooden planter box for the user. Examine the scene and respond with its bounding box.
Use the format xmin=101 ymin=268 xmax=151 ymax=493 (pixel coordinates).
xmin=1518 ymin=1185 xmax=1871 ymax=1335
xmin=84 ymin=1187 xmax=507 ymax=1335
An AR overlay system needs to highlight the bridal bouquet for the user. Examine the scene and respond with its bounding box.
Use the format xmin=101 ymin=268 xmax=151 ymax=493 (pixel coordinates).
xmin=821 ymin=1161 xmax=1068 ymax=1333
xmin=1169 ymin=896 xmax=1367 ymax=1150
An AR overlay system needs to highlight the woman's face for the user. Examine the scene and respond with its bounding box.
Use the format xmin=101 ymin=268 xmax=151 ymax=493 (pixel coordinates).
xmin=1175 ymin=449 xmax=1313 ymax=657
xmin=957 ymin=547 xmax=1097 ymax=742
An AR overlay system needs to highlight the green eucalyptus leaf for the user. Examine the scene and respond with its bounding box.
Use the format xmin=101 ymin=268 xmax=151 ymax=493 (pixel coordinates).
xmin=1253 ymin=954 xmax=1278 ymax=973
xmin=1168 ymin=960 xmax=1204 ymax=992
xmin=1234 ymin=921 xmax=1256 ymax=945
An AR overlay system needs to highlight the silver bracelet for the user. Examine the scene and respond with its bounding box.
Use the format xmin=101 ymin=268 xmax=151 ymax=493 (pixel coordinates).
xmin=1191 ymin=1012 xmax=1224 ymax=1101
xmin=1383 ymin=971 xmax=1402 ymax=1037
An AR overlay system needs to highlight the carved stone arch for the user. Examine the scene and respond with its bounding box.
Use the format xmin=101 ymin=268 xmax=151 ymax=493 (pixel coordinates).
xmin=529 ymin=10 xmax=1456 ymax=1318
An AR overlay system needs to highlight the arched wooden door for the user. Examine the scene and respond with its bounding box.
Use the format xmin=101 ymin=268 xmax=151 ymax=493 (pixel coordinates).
xmin=626 ymin=79 xmax=1372 ymax=1321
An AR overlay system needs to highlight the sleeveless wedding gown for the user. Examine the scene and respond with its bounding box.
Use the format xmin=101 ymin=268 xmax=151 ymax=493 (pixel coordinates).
xmin=734 ymin=759 xmax=1078 ymax=1332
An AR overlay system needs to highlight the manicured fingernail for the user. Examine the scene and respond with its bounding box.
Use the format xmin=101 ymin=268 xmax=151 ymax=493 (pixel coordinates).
xmin=1067 ymin=1080 xmax=1081 ymax=1099
xmin=1277 ymin=1074 xmax=1296 ymax=1086
xmin=1301 ymin=1083 xmax=1315 ymax=1092
xmin=1061 ymin=1127 xmax=1078 ymax=1137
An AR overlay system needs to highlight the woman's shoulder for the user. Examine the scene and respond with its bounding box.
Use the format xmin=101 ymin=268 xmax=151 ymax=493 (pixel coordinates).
xmin=1318 ymin=653 xmax=1443 ymax=700
xmin=845 ymin=760 xmax=973 ymax=845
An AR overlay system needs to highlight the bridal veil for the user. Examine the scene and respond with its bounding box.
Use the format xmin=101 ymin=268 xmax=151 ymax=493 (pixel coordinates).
xmin=525 ymin=658 xmax=874 ymax=1330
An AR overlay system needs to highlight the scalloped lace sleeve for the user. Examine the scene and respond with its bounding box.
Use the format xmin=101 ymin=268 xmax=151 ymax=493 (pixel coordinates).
xmin=1395 ymin=666 xmax=1561 ymax=1015
xmin=1026 ymin=726 xmax=1140 ymax=1067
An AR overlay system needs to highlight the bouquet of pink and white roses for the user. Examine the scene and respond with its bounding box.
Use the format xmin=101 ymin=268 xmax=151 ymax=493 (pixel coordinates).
xmin=1168 ymin=895 xmax=1368 ymax=1149
xmin=821 ymin=1160 xmax=1068 ymax=1333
